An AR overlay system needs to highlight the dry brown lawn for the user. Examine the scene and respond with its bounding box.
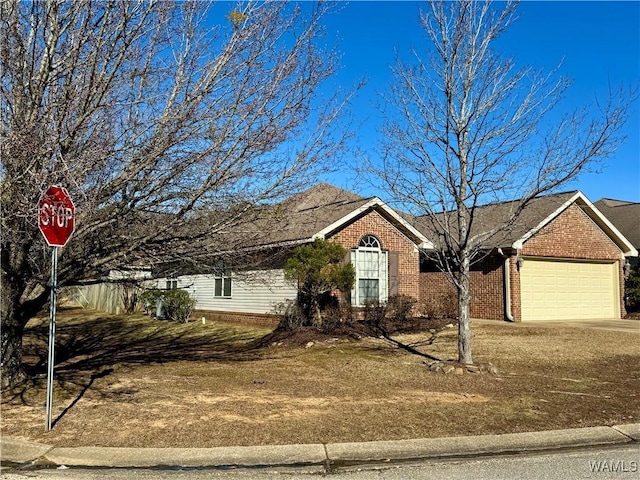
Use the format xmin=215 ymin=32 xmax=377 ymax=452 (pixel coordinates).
xmin=1 ymin=306 xmax=639 ymax=448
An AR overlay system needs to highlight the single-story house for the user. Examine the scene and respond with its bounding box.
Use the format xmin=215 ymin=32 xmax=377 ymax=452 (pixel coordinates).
xmin=154 ymin=184 xmax=637 ymax=322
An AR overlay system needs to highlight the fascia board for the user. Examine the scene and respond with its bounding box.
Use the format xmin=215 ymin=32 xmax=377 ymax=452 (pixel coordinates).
xmin=312 ymin=198 xmax=434 ymax=249
xmin=579 ymin=194 xmax=638 ymax=257
xmin=512 ymin=191 xmax=638 ymax=256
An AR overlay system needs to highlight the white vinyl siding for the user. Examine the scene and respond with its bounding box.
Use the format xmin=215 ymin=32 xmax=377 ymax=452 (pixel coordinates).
xmin=520 ymin=259 xmax=619 ymax=321
xmin=155 ymin=269 xmax=297 ymax=314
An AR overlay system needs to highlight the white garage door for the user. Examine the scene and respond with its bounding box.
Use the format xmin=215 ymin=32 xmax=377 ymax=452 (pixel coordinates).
xmin=520 ymin=259 xmax=619 ymax=321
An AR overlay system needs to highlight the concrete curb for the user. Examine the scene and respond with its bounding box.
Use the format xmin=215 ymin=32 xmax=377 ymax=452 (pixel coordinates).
xmin=325 ymin=426 xmax=632 ymax=465
xmin=1 ymin=424 xmax=638 ymax=470
xmin=0 ymin=437 xmax=53 ymax=465
xmin=42 ymin=444 xmax=327 ymax=470
xmin=611 ymin=423 xmax=640 ymax=441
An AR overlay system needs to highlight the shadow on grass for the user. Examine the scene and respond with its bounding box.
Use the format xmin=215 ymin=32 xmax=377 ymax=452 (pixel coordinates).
xmin=252 ymin=320 xmax=446 ymax=363
xmin=4 ymin=307 xmax=270 ymax=424
xmin=378 ymin=331 xmax=442 ymax=362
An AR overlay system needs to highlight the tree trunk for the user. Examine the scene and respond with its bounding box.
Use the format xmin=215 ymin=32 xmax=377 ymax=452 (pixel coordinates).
xmin=1 ymin=265 xmax=49 ymax=388
xmin=457 ymin=253 xmax=473 ymax=365
xmin=310 ymin=297 xmax=323 ymax=328
xmin=1 ymin=288 xmax=27 ymax=389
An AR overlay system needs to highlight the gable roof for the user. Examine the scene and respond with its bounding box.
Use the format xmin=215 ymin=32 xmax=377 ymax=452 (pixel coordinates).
xmin=512 ymin=192 xmax=637 ymax=256
xmin=237 ymin=183 xmax=432 ymax=249
xmin=413 ymin=191 xmax=638 ymax=256
xmin=594 ymin=198 xmax=640 ymax=252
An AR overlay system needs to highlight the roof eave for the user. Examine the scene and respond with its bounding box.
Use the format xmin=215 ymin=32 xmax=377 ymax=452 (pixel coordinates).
xmin=313 ymin=197 xmax=435 ymax=249
xmin=512 ymin=191 xmax=638 ymax=256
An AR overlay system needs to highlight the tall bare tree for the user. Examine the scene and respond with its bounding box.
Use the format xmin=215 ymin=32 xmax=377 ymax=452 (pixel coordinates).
xmin=372 ymin=0 xmax=631 ymax=364
xmin=1 ymin=0 xmax=356 ymax=387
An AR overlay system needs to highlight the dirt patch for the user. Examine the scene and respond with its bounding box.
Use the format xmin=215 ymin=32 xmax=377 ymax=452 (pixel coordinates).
xmin=1 ymin=308 xmax=638 ymax=448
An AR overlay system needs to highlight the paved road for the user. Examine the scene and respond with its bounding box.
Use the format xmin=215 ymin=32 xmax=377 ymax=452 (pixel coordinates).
xmin=2 ymin=445 xmax=639 ymax=480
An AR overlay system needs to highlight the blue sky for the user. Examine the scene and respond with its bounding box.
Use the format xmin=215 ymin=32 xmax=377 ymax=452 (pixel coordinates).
xmin=317 ymin=1 xmax=640 ymax=202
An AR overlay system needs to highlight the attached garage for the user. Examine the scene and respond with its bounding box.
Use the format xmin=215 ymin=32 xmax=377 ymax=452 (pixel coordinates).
xmin=417 ymin=190 xmax=636 ymax=322
xmin=520 ymin=258 xmax=620 ymax=321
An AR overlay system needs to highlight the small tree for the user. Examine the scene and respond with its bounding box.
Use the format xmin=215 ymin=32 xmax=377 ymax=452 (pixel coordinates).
xmin=372 ymin=0 xmax=631 ymax=365
xmin=283 ymin=239 xmax=355 ymax=327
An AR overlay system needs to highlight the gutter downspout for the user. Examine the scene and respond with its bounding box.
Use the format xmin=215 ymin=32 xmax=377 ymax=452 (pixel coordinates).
xmin=497 ymin=248 xmax=515 ymax=322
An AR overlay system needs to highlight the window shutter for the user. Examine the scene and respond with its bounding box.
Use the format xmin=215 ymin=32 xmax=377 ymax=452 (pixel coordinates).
xmin=341 ymin=249 xmax=351 ymax=267
xmin=339 ymin=250 xmax=351 ymax=304
xmin=350 ymin=250 xmax=357 ymax=305
xmin=388 ymin=252 xmax=399 ymax=297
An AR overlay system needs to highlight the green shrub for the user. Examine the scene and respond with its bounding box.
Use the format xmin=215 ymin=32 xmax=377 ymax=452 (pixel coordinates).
xmin=139 ymin=289 xmax=196 ymax=322
xmin=139 ymin=289 xmax=164 ymax=315
xmin=283 ymin=238 xmax=355 ymax=327
xmin=163 ymin=289 xmax=197 ymax=323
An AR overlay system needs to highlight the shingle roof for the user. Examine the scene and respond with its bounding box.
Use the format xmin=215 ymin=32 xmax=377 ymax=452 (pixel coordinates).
xmin=594 ymin=199 xmax=640 ymax=250
xmin=187 ymin=183 xmax=637 ymax=258
xmin=412 ymin=191 xmax=580 ymax=250
xmin=236 ymin=183 xmax=432 ymax=248
xmin=261 ymin=183 xmax=372 ymax=244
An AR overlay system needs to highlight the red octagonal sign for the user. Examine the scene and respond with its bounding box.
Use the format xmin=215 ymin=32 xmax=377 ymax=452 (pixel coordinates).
xmin=38 ymin=185 xmax=75 ymax=247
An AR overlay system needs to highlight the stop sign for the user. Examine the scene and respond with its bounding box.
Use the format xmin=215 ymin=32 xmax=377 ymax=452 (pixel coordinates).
xmin=38 ymin=185 xmax=76 ymax=247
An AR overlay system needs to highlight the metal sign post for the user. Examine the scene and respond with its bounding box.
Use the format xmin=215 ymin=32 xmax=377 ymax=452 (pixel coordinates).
xmin=45 ymin=247 xmax=58 ymax=431
xmin=38 ymin=185 xmax=75 ymax=431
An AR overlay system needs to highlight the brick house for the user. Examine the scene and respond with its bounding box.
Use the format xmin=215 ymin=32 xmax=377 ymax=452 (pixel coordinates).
xmin=154 ymin=184 xmax=637 ymax=322
xmin=417 ymin=192 xmax=636 ymax=321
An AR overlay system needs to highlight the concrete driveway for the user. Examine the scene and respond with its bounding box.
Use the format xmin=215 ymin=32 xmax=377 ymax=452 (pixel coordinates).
xmin=473 ymin=318 xmax=640 ymax=333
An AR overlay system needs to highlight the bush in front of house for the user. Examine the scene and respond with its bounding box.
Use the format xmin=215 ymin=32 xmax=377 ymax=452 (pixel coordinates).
xmin=362 ymin=299 xmax=387 ymax=327
xmin=139 ymin=288 xmax=196 ymax=322
xmin=420 ymin=291 xmax=458 ymax=319
xmin=283 ymin=238 xmax=355 ymax=328
xmin=163 ymin=289 xmax=197 ymax=323
xmin=274 ymin=299 xmax=306 ymax=331
xmin=386 ymin=294 xmax=417 ymax=323
xmin=139 ymin=289 xmax=164 ymax=316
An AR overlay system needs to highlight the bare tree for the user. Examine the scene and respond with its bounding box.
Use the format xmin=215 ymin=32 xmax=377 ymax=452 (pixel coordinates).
xmin=1 ymin=0 xmax=356 ymax=387
xmin=372 ymin=0 xmax=631 ymax=364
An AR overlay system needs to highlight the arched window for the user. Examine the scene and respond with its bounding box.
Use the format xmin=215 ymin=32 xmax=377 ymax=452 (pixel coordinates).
xmin=351 ymin=235 xmax=387 ymax=306
xmin=359 ymin=234 xmax=380 ymax=249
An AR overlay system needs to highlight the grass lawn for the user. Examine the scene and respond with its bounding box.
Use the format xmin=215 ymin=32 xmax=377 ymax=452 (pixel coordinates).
xmin=1 ymin=306 xmax=639 ymax=448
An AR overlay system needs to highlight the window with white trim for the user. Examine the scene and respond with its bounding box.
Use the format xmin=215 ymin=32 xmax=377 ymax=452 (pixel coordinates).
xmin=213 ymin=262 xmax=232 ymax=298
xmin=351 ymin=234 xmax=388 ymax=306
xmin=214 ymin=276 xmax=231 ymax=297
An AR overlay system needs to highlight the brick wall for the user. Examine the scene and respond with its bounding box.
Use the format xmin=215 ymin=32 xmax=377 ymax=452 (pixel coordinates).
xmin=508 ymin=256 xmax=521 ymax=321
xmin=521 ymin=204 xmax=624 ymax=260
xmin=418 ymin=255 xmax=505 ymax=320
xmin=330 ymin=209 xmax=421 ymax=300
xmin=513 ymin=204 xmax=626 ymax=319
xmin=469 ymin=255 xmax=505 ymax=320
xmin=418 ymin=204 xmax=627 ymax=321
xmin=193 ymin=309 xmax=279 ymax=328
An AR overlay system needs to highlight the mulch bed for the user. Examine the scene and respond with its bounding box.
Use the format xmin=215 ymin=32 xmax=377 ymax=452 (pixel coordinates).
xmin=254 ymin=316 xmax=458 ymax=348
